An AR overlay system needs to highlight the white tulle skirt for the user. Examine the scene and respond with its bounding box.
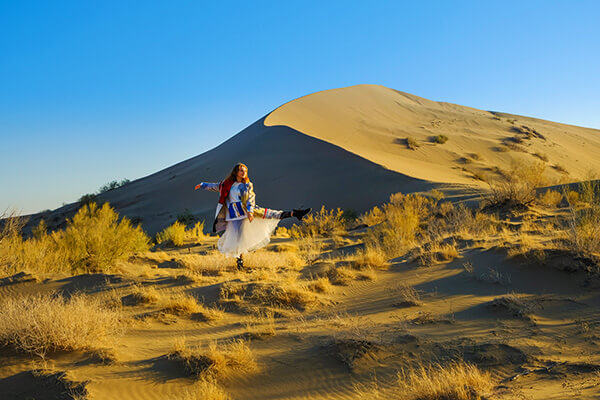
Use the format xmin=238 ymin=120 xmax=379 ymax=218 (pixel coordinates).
xmin=218 ymin=217 xmax=280 ymax=258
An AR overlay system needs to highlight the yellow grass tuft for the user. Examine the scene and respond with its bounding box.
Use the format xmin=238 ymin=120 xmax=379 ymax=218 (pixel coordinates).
xmin=0 ymin=293 xmax=124 ymax=357
xmin=538 ymin=189 xmax=562 ymax=207
xmin=170 ymin=338 xmax=258 ymax=379
xmin=396 ymin=361 xmax=494 ymax=400
xmin=161 ymin=292 xmax=200 ymax=315
xmin=353 ymin=244 xmax=390 ymax=270
xmin=179 ymin=377 xmax=231 ymax=400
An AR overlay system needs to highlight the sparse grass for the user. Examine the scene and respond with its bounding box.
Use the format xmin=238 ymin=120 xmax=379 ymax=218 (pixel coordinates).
xmin=396 ymin=361 xmax=494 ymax=400
xmin=433 ymin=134 xmax=448 ymax=144
xmin=406 ymin=136 xmax=420 ymax=150
xmin=244 ymin=309 xmax=276 ymax=338
xmin=0 ymin=202 xmax=150 ymax=275
xmin=243 ymin=250 xmax=304 ymax=271
xmin=177 ymin=252 xmax=233 ymax=275
xmin=170 ymin=338 xmax=258 ymax=379
xmin=0 ymin=293 xmax=124 ymax=357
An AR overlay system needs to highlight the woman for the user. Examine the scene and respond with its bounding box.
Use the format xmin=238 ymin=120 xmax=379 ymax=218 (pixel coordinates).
xmin=195 ymin=163 xmax=311 ymax=269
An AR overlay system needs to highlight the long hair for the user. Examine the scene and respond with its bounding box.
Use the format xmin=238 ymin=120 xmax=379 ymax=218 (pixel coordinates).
xmin=225 ymin=163 xmax=250 ymax=183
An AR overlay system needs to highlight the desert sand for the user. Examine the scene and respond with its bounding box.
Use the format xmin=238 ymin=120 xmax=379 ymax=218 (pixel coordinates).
xmin=2 ymin=85 xmax=600 ymax=399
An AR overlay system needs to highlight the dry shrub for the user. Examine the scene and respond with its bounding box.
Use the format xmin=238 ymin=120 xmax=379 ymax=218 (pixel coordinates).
xmin=291 ymin=206 xmax=346 ymax=238
xmin=156 ymin=220 xmax=206 ymax=247
xmin=327 ymin=266 xmax=358 ymax=286
xmin=130 ymin=284 xmax=161 ymax=305
xmin=297 ymin=232 xmax=323 ymax=265
xmin=188 ymin=221 xmax=206 ymax=244
xmin=220 ymin=277 xmax=320 ymax=311
xmin=566 ymin=206 xmax=600 ymax=256
xmin=489 ymin=293 xmax=535 ymax=319
xmin=353 ymin=244 xmax=389 ymax=270
xmin=307 ymin=276 xmax=333 ymax=293
xmin=359 ymin=205 xmax=385 ymax=226
xmin=485 ymin=160 xmax=547 ymax=208
xmin=566 ymin=190 xmax=580 ymax=206
xmin=179 ymin=377 xmax=231 ymax=400
xmin=273 ymin=226 xmax=290 ymax=238
xmin=538 ymin=189 xmax=562 ymax=207
xmin=0 ymin=293 xmax=124 ymax=357
xmin=0 ymin=203 xmax=150 ymax=275
xmin=396 ymin=361 xmax=494 ymax=400
xmin=156 ymin=221 xmax=186 ymax=246
xmin=406 ymin=136 xmax=420 ymax=150
xmin=393 ymin=284 xmax=423 ymax=307
xmin=434 ymin=134 xmax=448 ymax=144
xmin=364 ymin=193 xmax=430 ymax=258
xmin=250 ymin=281 xmax=319 ymax=310
xmin=170 ymin=338 xmax=258 ymax=379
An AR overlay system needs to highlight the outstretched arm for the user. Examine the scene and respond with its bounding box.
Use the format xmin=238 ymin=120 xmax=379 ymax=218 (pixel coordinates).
xmin=194 ymin=182 xmax=220 ymax=192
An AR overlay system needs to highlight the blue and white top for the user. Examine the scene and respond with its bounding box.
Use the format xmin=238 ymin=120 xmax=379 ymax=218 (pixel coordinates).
xmin=199 ymin=181 xmax=255 ymax=222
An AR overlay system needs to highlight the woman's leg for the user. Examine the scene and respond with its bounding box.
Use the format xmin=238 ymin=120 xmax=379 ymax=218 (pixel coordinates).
xmin=254 ymin=207 xmax=311 ymax=220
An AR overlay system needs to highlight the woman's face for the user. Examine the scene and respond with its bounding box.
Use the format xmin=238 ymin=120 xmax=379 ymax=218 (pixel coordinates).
xmin=236 ymin=166 xmax=248 ymax=180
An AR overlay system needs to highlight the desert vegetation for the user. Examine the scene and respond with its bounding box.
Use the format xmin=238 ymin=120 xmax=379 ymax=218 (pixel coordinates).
xmin=2 ymin=158 xmax=600 ymax=399
xmin=0 ymin=202 xmax=149 ymax=275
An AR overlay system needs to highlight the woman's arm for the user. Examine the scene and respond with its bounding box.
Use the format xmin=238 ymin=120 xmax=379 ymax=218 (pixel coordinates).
xmin=194 ymin=182 xmax=220 ymax=192
xmin=245 ymin=182 xmax=256 ymax=215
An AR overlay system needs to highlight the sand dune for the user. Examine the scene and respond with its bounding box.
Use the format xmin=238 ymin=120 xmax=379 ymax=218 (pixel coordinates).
xmin=23 ymin=84 xmax=600 ymax=235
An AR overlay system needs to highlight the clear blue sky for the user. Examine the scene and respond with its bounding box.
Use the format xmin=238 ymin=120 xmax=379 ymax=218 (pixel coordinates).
xmin=1 ymin=1 xmax=599 ymax=215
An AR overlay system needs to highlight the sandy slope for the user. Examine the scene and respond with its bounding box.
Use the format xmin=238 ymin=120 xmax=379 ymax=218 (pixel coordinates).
xmin=23 ymin=84 xmax=600 ymax=236
xmin=267 ymin=84 xmax=600 ymax=184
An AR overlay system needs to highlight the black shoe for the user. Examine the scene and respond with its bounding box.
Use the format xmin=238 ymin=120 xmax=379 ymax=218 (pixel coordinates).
xmin=293 ymin=208 xmax=312 ymax=221
xmin=236 ymin=256 xmax=244 ymax=270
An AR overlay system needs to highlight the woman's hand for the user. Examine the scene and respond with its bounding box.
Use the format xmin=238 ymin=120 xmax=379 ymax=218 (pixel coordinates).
xmin=248 ymin=214 xmax=254 ymax=222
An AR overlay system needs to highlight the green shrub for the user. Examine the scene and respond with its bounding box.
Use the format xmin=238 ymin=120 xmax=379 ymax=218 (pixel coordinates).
xmin=98 ymin=179 xmax=130 ymax=193
xmin=79 ymin=193 xmax=97 ymax=205
xmin=176 ymin=209 xmax=196 ymax=225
